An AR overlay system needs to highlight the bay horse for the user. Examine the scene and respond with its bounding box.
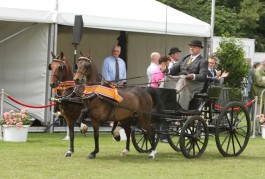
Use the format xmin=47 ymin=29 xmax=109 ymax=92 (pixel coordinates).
xmin=73 ymin=57 xmax=157 ymax=159
xmin=49 ymin=51 xmax=96 ymax=157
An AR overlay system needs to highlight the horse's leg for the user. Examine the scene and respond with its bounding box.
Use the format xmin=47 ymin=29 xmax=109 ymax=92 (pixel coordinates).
xmin=88 ymin=119 xmax=100 ymax=159
xmin=111 ymin=121 xmax=121 ymax=141
xmin=139 ymin=114 xmax=157 ymax=159
xmin=121 ymin=123 xmax=131 ymax=156
xmin=76 ymin=108 xmax=90 ymax=134
xmin=64 ymin=120 xmax=75 ymax=157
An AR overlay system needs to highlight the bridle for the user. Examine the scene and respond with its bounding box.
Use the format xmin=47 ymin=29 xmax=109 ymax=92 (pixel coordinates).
xmin=49 ymin=58 xmax=66 ymax=81
xmin=75 ymin=57 xmax=92 ymax=77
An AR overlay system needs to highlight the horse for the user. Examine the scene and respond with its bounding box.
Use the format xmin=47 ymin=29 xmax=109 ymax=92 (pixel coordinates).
xmin=73 ymin=57 xmax=157 ymax=159
xmin=49 ymin=51 xmax=91 ymax=157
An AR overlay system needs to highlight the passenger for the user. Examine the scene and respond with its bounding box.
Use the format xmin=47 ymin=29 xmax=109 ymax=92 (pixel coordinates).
xmin=168 ymin=47 xmax=181 ymax=69
xmin=202 ymin=55 xmax=229 ymax=92
xmin=150 ymin=56 xmax=171 ymax=88
xmin=161 ymin=39 xmax=208 ymax=110
xmin=147 ymin=52 xmax=160 ymax=86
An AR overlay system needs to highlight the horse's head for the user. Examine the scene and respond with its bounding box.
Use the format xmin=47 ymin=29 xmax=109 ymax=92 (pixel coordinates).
xmin=49 ymin=51 xmax=73 ymax=88
xmin=73 ymin=55 xmax=92 ymax=85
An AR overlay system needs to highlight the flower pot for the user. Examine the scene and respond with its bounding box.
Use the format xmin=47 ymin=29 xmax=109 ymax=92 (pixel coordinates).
xmin=3 ymin=125 xmax=29 ymax=142
xmin=261 ymin=125 xmax=265 ymax=139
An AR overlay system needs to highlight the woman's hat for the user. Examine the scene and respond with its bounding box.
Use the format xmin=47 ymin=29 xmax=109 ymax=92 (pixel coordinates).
xmin=188 ymin=40 xmax=203 ymax=48
xmin=168 ymin=47 xmax=181 ymax=55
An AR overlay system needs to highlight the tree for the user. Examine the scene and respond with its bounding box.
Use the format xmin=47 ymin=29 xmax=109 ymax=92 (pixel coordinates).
xmin=214 ymin=36 xmax=251 ymax=100
xmin=158 ymin=0 xmax=265 ymax=52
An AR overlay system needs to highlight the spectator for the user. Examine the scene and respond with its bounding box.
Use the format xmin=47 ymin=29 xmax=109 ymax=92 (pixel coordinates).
xmin=161 ymin=39 xmax=208 ymax=110
xmin=247 ymin=62 xmax=260 ymax=97
xmin=102 ymin=45 xmax=126 ymax=86
xmin=147 ymin=52 xmax=160 ymax=86
xmin=168 ymin=47 xmax=181 ymax=69
xmin=250 ymin=60 xmax=265 ymax=134
xmin=150 ymin=56 xmax=171 ymax=88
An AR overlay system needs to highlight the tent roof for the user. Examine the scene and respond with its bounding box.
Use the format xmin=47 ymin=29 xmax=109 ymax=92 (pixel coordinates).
xmin=0 ymin=0 xmax=210 ymax=37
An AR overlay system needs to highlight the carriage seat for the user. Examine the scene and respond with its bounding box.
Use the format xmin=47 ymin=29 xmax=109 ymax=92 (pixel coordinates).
xmin=188 ymin=85 xmax=223 ymax=110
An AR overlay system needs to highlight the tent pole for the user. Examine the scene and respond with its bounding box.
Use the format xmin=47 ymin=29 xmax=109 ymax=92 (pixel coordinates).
xmin=0 ymin=89 xmax=4 ymax=140
xmin=210 ymin=0 xmax=216 ymax=55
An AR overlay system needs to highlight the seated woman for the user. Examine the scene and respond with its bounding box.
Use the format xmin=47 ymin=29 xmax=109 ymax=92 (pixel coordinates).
xmin=150 ymin=55 xmax=171 ymax=88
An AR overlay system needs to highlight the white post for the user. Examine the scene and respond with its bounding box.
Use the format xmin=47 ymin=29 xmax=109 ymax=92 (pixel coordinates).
xmin=209 ymin=0 xmax=216 ymax=55
xmin=0 ymin=89 xmax=4 ymax=140
xmin=251 ymin=96 xmax=258 ymax=138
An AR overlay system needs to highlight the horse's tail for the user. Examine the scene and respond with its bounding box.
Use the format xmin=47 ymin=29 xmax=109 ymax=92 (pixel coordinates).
xmin=146 ymin=87 xmax=157 ymax=109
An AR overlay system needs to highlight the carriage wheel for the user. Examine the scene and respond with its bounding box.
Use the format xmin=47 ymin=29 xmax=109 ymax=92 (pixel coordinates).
xmin=131 ymin=124 xmax=159 ymax=153
xmin=180 ymin=116 xmax=209 ymax=158
xmin=215 ymin=101 xmax=250 ymax=157
xmin=167 ymin=121 xmax=183 ymax=152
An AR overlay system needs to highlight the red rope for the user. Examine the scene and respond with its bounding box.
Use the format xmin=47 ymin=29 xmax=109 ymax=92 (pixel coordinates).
xmin=213 ymin=99 xmax=255 ymax=111
xmin=7 ymin=95 xmax=56 ymax=108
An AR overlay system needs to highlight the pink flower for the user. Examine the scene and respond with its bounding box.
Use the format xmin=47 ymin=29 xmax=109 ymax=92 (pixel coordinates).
xmin=1 ymin=109 xmax=30 ymax=127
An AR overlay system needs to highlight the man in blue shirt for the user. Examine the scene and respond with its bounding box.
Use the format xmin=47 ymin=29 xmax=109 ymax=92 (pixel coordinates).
xmin=102 ymin=45 xmax=126 ymax=86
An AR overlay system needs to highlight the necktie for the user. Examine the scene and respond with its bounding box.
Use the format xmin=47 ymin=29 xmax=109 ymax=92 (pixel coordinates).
xmin=211 ymin=69 xmax=214 ymax=77
xmin=115 ymin=59 xmax=119 ymax=81
xmin=187 ymin=56 xmax=193 ymax=65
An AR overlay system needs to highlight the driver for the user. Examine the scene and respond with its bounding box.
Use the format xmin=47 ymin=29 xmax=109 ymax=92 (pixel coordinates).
xmin=160 ymin=40 xmax=208 ymax=110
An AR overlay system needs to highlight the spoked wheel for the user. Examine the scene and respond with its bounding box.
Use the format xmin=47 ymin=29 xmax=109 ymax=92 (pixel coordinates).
xmin=215 ymin=101 xmax=250 ymax=157
xmin=180 ymin=116 xmax=209 ymax=158
xmin=131 ymin=124 xmax=159 ymax=153
xmin=167 ymin=120 xmax=183 ymax=152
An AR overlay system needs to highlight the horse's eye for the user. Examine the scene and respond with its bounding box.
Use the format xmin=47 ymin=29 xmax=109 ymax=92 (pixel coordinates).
xmin=85 ymin=63 xmax=90 ymax=69
xmin=74 ymin=64 xmax=78 ymax=70
xmin=59 ymin=65 xmax=65 ymax=71
xmin=48 ymin=64 xmax=52 ymax=70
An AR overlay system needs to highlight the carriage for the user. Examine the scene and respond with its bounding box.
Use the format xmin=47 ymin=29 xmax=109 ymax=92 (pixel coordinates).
xmin=131 ymin=86 xmax=251 ymax=158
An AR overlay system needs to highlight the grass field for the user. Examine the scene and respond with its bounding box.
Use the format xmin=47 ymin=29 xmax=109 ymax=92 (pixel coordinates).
xmin=0 ymin=132 xmax=264 ymax=179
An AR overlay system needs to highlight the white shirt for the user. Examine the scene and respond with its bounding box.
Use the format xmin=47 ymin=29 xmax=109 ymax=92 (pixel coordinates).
xmin=147 ymin=62 xmax=159 ymax=86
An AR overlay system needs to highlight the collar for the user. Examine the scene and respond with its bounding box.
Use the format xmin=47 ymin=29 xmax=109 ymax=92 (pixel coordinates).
xmin=191 ymin=54 xmax=200 ymax=60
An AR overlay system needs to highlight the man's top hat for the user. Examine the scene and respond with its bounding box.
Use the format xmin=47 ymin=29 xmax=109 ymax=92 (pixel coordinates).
xmin=188 ymin=40 xmax=203 ymax=48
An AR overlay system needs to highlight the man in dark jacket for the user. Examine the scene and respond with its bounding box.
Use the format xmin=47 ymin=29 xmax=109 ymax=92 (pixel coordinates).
xmin=161 ymin=40 xmax=208 ymax=110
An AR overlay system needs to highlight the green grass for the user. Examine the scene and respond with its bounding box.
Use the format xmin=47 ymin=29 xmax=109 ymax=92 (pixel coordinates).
xmin=0 ymin=132 xmax=264 ymax=179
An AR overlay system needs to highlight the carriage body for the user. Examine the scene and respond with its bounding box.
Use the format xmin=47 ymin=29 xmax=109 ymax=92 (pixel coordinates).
xmin=131 ymin=85 xmax=251 ymax=158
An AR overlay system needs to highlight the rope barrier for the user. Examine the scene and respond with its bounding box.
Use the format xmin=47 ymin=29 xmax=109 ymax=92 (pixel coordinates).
xmin=213 ymin=99 xmax=255 ymax=111
xmin=6 ymin=94 xmax=56 ymax=108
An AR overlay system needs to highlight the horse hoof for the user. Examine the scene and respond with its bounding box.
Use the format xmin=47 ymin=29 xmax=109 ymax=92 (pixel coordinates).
xmin=88 ymin=153 xmax=96 ymax=159
xmin=148 ymin=155 xmax=155 ymax=159
xmin=113 ymin=135 xmax=121 ymax=142
xmin=121 ymin=149 xmax=129 ymax=156
xmin=64 ymin=151 xmax=72 ymax=157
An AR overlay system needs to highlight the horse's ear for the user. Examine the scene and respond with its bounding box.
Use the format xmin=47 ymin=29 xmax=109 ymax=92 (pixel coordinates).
xmin=60 ymin=51 xmax=64 ymax=58
xmin=86 ymin=50 xmax=91 ymax=58
xmin=51 ymin=51 xmax=56 ymax=58
xmin=80 ymin=51 xmax=83 ymax=57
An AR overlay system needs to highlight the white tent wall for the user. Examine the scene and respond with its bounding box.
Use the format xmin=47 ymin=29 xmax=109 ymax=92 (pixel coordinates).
xmin=0 ymin=22 xmax=50 ymax=123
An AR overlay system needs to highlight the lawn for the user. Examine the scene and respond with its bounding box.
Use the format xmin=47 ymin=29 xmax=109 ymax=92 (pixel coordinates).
xmin=0 ymin=132 xmax=264 ymax=179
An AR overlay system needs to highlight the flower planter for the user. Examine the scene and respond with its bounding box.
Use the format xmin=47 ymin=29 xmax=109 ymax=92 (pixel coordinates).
xmin=262 ymin=125 xmax=265 ymax=139
xmin=3 ymin=125 xmax=29 ymax=142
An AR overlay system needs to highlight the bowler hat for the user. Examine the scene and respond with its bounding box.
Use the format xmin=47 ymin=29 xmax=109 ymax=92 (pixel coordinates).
xmin=188 ymin=40 xmax=203 ymax=48
xmin=168 ymin=47 xmax=181 ymax=55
